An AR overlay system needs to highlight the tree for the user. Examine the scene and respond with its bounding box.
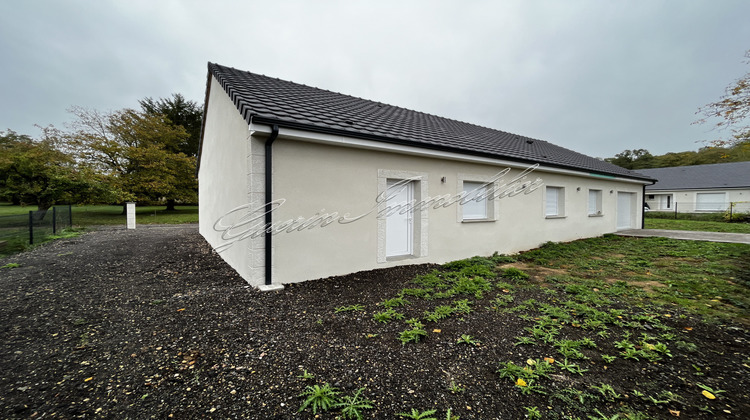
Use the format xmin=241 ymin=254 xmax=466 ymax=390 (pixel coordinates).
xmin=0 ymin=129 xmax=116 ymax=211
xmin=696 ymin=49 xmax=750 ymax=153
xmin=605 ymin=149 xmax=654 ymax=169
xmin=65 ymin=107 xmax=198 ymax=211
xmin=139 ymin=93 xmax=202 ymax=157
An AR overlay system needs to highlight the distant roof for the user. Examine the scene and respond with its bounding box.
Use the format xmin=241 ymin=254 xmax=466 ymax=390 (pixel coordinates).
xmin=203 ymin=62 xmax=654 ymax=181
xmin=637 ymin=161 xmax=750 ymax=190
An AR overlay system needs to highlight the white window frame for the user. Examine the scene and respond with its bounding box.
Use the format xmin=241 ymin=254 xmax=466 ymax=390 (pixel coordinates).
xmin=545 ymin=186 xmax=565 ymax=218
xmin=457 ymin=173 xmax=498 ymax=222
xmin=588 ymin=189 xmax=603 ymax=216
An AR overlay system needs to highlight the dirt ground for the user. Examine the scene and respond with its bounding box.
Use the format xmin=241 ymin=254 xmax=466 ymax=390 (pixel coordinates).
xmin=0 ymin=225 xmax=748 ymax=419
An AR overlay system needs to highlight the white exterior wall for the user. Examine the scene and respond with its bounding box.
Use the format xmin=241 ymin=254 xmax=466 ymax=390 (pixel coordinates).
xmin=264 ymin=138 xmax=643 ymax=285
xmin=198 ymin=76 xmax=267 ymax=283
xmin=645 ymin=189 xmax=750 ymax=212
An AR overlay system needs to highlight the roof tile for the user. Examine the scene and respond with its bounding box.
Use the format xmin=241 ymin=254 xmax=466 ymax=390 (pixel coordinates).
xmin=207 ymin=62 xmax=653 ymax=181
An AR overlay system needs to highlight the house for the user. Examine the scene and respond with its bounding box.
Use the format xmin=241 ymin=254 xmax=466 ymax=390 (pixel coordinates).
xmin=638 ymin=162 xmax=750 ymax=213
xmin=197 ymin=63 xmax=655 ymax=289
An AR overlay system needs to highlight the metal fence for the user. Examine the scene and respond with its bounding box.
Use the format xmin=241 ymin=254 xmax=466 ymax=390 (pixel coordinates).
xmin=645 ymin=201 xmax=750 ymax=222
xmin=0 ymin=205 xmax=73 ymax=255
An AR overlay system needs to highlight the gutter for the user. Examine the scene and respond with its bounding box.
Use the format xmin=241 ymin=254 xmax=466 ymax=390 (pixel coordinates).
xmin=264 ymin=124 xmax=279 ymax=286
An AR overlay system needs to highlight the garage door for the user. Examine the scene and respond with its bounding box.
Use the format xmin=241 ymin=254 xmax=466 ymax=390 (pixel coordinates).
xmin=695 ymin=193 xmax=726 ymax=212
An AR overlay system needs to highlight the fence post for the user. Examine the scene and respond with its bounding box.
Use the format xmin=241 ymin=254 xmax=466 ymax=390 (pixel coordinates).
xmin=52 ymin=206 xmax=57 ymax=234
xmin=729 ymin=202 xmax=734 ymax=222
xmin=28 ymin=211 xmax=34 ymax=245
xmin=674 ymin=202 xmax=678 ymax=219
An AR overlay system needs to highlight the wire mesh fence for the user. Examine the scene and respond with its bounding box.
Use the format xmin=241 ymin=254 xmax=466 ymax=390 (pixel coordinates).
xmin=0 ymin=205 xmax=73 ymax=255
xmin=645 ymin=201 xmax=750 ymax=222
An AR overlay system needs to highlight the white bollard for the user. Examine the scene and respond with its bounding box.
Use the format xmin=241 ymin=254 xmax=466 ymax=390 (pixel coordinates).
xmin=126 ymin=202 xmax=136 ymax=229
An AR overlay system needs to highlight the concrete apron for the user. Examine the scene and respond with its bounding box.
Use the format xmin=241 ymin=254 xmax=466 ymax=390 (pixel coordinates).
xmin=616 ymin=229 xmax=750 ymax=245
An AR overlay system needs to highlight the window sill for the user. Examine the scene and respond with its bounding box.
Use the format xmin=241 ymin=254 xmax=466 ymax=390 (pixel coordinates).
xmin=545 ymin=215 xmax=566 ymax=219
xmin=461 ymin=218 xmax=496 ymax=223
xmin=386 ymin=254 xmax=417 ymax=262
xmin=588 ymin=214 xmax=604 ymax=218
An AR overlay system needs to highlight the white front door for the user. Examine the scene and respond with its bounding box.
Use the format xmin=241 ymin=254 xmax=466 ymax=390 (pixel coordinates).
xmin=386 ymin=180 xmax=413 ymax=257
xmin=617 ymin=192 xmax=633 ymax=230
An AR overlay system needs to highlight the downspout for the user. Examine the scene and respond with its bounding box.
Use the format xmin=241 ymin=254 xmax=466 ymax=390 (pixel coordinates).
xmin=641 ymin=184 xmax=646 ymax=229
xmin=264 ymin=124 xmax=279 ymax=285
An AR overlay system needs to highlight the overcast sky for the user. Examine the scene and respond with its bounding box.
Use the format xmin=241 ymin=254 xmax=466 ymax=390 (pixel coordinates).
xmin=1 ymin=0 xmax=748 ymax=158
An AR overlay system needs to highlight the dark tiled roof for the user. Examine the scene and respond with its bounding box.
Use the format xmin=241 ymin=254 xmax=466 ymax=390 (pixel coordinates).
xmin=205 ymin=62 xmax=654 ymax=181
xmin=637 ymin=162 xmax=750 ymax=190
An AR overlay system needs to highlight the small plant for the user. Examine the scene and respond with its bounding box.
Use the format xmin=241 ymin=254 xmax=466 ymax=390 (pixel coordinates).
xmin=445 ymin=408 xmax=460 ymax=420
xmin=382 ymin=297 xmax=410 ymax=308
xmin=497 ymin=361 xmax=527 ymax=380
xmin=620 ymin=347 xmax=641 ymax=361
xmin=298 ymin=383 xmax=339 ymax=414
xmin=1 ymin=263 xmax=20 ymax=269
xmin=590 ymin=383 xmax=621 ymax=401
xmin=697 ymin=383 xmax=726 ymax=399
xmin=516 ymin=378 xmax=547 ymax=395
xmin=588 ymin=409 xmax=621 ymax=420
xmin=525 ymin=406 xmax=542 ymax=419
xmin=514 ymin=336 xmax=537 ymax=346
xmin=336 ymin=387 xmax=374 ymax=420
xmin=335 ymin=304 xmax=365 ymax=313
xmin=452 ymin=299 xmax=473 ymax=314
xmin=601 ymin=354 xmax=617 ymax=363
xmin=399 ymin=319 xmax=427 ymax=345
xmin=448 ymin=381 xmax=465 ymax=394
xmin=456 ymin=334 xmax=481 ymax=346
xmin=424 ymin=305 xmax=454 ymax=322
xmin=398 ymin=408 xmax=438 ymax=420
xmin=502 ymin=267 xmax=530 ymax=280
xmin=373 ymin=308 xmax=405 ymax=323
xmin=557 ymin=358 xmax=587 ymax=375
xmin=297 ymin=369 xmax=314 ymax=381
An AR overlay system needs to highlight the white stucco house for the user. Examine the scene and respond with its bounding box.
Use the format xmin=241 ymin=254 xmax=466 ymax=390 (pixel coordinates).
xmin=197 ymin=63 xmax=655 ymax=289
xmin=638 ymin=162 xmax=750 ymax=213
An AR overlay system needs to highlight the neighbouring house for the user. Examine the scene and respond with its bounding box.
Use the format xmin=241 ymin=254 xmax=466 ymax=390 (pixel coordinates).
xmin=197 ymin=62 xmax=655 ymax=289
xmin=638 ymin=162 xmax=750 ymax=213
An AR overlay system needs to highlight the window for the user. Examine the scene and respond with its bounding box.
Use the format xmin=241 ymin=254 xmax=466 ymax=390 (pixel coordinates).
xmin=545 ymin=186 xmax=565 ymax=217
xmin=695 ymin=192 xmax=727 ymax=212
xmin=462 ymin=181 xmax=488 ymax=220
xmin=588 ymin=189 xmax=602 ymax=216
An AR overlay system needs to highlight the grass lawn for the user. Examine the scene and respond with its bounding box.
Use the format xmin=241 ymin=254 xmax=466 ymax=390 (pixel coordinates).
xmin=644 ymin=217 xmax=750 ymax=233
xmin=0 ymin=203 xmax=198 ymax=226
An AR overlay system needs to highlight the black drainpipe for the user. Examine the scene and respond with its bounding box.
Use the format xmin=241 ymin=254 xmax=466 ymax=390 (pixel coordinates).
xmin=264 ymin=124 xmax=279 ymax=285
xmin=641 ymin=184 xmax=646 ymax=229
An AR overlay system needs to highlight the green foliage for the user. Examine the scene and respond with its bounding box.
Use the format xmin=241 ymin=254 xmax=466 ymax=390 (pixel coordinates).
xmin=1 ymin=263 xmax=20 ymax=269
xmin=298 ymin=383 xmax=339 ymax=414
xmin=501 ymin=267 xmax=529 ymax=280
xmin=423 ymin=305 xmax=454 ymax=322
xmin=373 ymin=308 xmax=404 ymax=323
xmin=0 ymin=129 xmax=116 ymax=209
xmin=398 ymin=319 xmax=427 ymax=345
xmin=65 ymin=106 xmax=198 ymax=207
xmin=382 ymin=297 xmax=410 ymax=308
xmin=525 ymin=406 xmax=541 ymax=420
xmin=297 ymin=369 xmax=314 ymax=381
xmin=398 ymin=408 xmax=438 ymax=420
xmin=335 ymin=387 xmax=374 ymax=420
xmin=456 ymin=334 xmax=481 ymax=346
xmin=335 ymin=304 xmax=365 ymax=313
